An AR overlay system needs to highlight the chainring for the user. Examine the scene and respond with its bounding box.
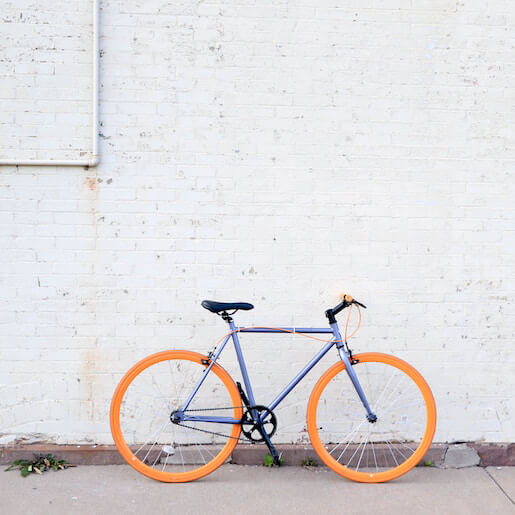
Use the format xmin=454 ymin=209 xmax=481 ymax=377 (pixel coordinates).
xmin=241 ymin=405 xmax=277 ymax=443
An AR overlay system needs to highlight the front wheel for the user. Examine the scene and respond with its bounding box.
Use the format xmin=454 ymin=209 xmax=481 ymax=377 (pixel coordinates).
xmin=110 ymin=350 xmax=243 ymax=482
xmin=307 ymin=352 xmax=436 ymax=483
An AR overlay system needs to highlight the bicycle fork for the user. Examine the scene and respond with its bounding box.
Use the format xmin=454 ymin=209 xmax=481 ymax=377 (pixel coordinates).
xmin=331 ymin=323 xmax=377 ymax=423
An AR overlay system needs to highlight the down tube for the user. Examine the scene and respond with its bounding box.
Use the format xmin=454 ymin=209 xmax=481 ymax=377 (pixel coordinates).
xmin=267 ymin=340 xmax=335 ymax=412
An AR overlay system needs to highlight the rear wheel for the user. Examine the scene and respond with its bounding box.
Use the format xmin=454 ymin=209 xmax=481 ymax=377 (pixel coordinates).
xmin=110 ymin=350 xmax=242 ymax=482
xmin=307 ymin=353 xmax=436 ymax=483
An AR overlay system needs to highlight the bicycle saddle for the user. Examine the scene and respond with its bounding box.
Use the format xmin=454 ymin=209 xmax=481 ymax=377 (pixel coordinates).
xmin=201 ymin=300 xmax=254 ymax=313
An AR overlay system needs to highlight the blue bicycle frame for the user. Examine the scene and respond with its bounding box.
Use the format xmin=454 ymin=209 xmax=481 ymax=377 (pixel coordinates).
xmin=178 ymin=318 xmax=376 ymax=426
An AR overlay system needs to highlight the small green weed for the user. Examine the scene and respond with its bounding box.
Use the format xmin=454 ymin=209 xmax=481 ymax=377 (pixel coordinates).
xmin=5 ymin=454 xmax=75 ymax=477
xmin=264 ymin=453 xmax=283 ymax=467
xmin=301 ymin=457 xmax=317 ymax=468
xmin=423 ymin=460 xmax=433 ymax=467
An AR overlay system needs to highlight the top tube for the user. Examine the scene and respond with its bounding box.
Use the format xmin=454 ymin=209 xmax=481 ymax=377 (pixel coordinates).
xmin=236 ymin=327 xmax=333 ymax=334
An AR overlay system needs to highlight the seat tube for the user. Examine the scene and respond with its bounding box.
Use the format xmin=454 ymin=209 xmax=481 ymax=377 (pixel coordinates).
xmin=228 ymin=320 xmax=257 ymax=406
xmin=330 ymin=322 xmax=376 ymax=419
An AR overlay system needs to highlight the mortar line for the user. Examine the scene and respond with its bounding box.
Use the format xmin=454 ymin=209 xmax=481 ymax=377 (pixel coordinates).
xmin=483 ymin=468 xmax=514 ymax=505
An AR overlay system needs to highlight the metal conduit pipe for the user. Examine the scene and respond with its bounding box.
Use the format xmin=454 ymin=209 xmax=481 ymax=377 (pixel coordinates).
xmin=0 ymin=0 xmax=100 ymax=167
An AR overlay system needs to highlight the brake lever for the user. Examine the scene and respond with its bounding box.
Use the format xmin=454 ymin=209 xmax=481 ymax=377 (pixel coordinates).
xmin=353 ymin=300 xmax=367 ymax=309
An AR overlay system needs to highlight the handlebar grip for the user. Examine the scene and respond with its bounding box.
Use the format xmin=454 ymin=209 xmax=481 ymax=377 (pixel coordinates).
xmin=338 ymin=293 xmax=367 ymax=309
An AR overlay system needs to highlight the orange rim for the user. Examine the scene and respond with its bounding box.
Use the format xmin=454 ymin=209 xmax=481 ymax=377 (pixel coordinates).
xmin=307 ymin=353 xmax=436 ymax=483
xmin=110 ymin=350 xmax=242 ymax=482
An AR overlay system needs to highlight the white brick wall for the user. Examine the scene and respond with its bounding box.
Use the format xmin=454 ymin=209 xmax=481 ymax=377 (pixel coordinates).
xmin=0 ymin=1 xmax=93 ymax=161
xmin=1 ymin=1 xmax=514 ymax=445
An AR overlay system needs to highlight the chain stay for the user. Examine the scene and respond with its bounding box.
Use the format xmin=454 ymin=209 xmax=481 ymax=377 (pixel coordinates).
xmin=174 ymin=405 xmax=246 ymax=441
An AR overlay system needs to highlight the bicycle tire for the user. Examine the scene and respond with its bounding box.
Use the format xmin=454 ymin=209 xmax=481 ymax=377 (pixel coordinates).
xmin=307 ymin=352 xmax=436 ymax=483
xmin=110 ymin=350 xmax=242 ymax=482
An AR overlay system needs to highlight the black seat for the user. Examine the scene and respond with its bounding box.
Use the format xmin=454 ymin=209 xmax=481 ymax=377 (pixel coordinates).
xmin=201 ymin=300 xmax=254 ymax=314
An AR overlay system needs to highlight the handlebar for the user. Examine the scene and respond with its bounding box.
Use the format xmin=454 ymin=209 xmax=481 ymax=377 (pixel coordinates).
xmin=338 ymin=293 xmax=367 ymax=309
xmin=325 ymin=294 xmax=366 ymax=324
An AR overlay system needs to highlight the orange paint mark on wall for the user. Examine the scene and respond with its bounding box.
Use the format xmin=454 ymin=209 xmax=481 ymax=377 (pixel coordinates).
xmin=86 ymin=177 xmax=96 ymax=191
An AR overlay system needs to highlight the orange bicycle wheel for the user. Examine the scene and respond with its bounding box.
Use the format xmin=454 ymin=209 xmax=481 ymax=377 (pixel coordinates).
xmin=110 ymin=350 xmax=242 ymax=482
xmin=307 ymin=352 xmax=436 ymax=483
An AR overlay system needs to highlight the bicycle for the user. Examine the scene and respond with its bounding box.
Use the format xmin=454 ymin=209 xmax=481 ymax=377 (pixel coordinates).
xmin=110 ymin=294 xmax=437 ymax=483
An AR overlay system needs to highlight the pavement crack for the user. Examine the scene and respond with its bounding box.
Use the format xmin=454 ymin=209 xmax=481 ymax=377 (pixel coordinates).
xmin=484 ymin=468 xmax=514 ymax=505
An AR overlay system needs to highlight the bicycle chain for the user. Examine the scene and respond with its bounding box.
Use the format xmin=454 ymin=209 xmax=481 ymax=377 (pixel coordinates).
xmin=182 ymin=406 xmax=244 ymax=412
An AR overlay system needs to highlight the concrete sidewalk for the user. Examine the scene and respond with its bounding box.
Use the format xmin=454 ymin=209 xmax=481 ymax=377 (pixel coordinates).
xmin=1 ymin=465 xmax=514 ymax=515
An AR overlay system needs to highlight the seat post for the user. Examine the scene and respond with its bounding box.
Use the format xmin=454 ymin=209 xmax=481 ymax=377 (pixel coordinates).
xmin=220 ymin=311 xmax=233 ymax=323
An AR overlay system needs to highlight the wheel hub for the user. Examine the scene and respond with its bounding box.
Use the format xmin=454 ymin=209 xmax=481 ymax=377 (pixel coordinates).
xmin=367 ymin=413 xmax=377 ymax=423
xmin=170 ymin=409 xmax=183 ymax=423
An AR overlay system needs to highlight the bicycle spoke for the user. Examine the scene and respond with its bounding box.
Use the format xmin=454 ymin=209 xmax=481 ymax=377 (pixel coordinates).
xmin=169 ymin=359 xmax=182 ymax=405
xmin=329 ymin=418 xmax=367 ymax=457
xmin=371 ymin=440 xmax=378 ymax=471
xmin=355 ymin=430 xmax=370 ymax=471
xmin=152 ymin=446 xmax=164 ymax=468
xmin=140 ymin=421 xmax=171 ymax=463
xmin=195 ymin=441 xmax=213 ymax=462
xmin=385 ymin=439 xmax=400 ymax=466
xmin=346 ymin=430 xmax=369 ymax=466
xmin=371 ymin=368 xmax=397 ymax=409
xmin=134 ymin=419 xmax=170 ymax=458
xmin=375 ymin=374 xmax=406 ymax=414
xmin=176 ymin=441 xmax=186 ymax=472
